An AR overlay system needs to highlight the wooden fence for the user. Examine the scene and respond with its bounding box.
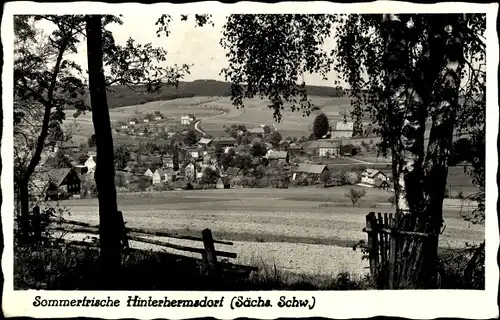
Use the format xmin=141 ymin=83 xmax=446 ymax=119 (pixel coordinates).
xmin=23 ymin=207 xmax=257 ymax=276
xmin=362 ymin=211 xmax=436 ymax=289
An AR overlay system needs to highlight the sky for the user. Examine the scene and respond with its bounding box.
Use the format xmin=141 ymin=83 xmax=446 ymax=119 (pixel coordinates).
xmin=38 ymin=13 xmax=343 ymax=87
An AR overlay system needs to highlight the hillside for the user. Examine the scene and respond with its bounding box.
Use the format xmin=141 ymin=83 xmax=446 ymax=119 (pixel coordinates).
xmin=103 ymin=79 xmax=345 ymax=109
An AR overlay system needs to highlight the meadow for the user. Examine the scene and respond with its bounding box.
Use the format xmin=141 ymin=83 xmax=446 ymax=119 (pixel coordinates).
xmin=51 ymin=186 xmax=483 ymax=277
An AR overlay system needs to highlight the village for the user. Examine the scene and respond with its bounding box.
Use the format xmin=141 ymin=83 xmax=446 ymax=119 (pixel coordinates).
xmin=32 ymin=111 xmax=390 ymax=201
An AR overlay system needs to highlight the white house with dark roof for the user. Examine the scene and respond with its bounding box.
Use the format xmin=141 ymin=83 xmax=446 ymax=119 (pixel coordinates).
xmin=360 ymin=169 xmax=388 ymax=187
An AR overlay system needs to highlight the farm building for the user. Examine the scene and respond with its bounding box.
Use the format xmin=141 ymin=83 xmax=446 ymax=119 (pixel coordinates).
xmin=53 ymin=141 xmax=80 ymax=153
xmin=374 ymin=178 xmax=390 ymax=190
xmin=216 ymin=177 xmax=231 ymax=189
xmin=306 ymin=140 xmax=341 ymax=158
xmin=360 ymin=169 xmax=388 ymax=186
xmin=129 ymin=118 xmax=139 ymax=125
xmin=287 ymin=143 xmax=303 ymax=157
xmin=265 ymin=150 xmax=289 ymax=165
xmin=198 ymin=138 xmax=213 ymax=147
xmin=330 ymin=121 xmax=354 ymax=138
xmin=213 ymin=136 xmax=237 ymax=147
xmin=163 ymin=157 xmax=174 ymax=168
xmin=33 ymin=168 xmax=81 ymax=200
xmin=292 ymin=164 xmax=329 ymax=180
xmin=185 ymin=147 xmax=201 ymax=159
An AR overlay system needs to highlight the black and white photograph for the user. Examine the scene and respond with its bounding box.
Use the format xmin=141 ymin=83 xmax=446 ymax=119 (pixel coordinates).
xmin=1 ymin=1 xmax=498 ymax=319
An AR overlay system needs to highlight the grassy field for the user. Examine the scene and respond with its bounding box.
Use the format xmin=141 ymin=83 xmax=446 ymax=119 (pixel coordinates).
xmin=49 ymin=186 xmax=483 ymax=276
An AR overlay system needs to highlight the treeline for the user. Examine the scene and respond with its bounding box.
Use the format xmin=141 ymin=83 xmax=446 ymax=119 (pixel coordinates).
xmin=98 ymin=79 xmax=346 ymax=109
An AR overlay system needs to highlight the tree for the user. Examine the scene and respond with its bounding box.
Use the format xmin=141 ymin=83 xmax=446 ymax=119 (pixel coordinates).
xmin=200 ymin=167 xmax=219 ymax=185
xmin=87 ymin=134 xmax=97 ymax=148
xmin=313 ymin=113 xmax=330 ymax=139
xmin=343 ymin=171 xmax=359 ymax=185
xmin=269 ymin=131 xmax=282 ymax=147
xmin=86 ymin=15 xmax=122 ymax=287
xmin=114 ymin=145 xmax=131 ymax=170
xmin=183 ymin=129 xmax=198 ymax=146
xmin=14 ymin=16 xmax=88 ymax=240
xmin=320 ymin=170 xmax=331 ymax=184
xmin=262 ymin=125 xmax=272 ymax=135
xmin=388 ymin=195 xmax=397 ymax=208
xmin=220 ymin=13 xmax=485 ymax=288
xmin=251 ymin=142 xmax=267 ymax=157
xmin=50 ymin=150 xmax=73 ymax=168
xmin=345 ymin=188 xmax=367 ymax=207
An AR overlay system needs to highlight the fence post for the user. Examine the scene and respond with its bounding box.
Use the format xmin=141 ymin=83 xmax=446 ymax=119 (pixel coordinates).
xmin=32 ymin=205 xmax=41 ymax=244
xmin=118 ymin=211 xmax=129 ymax=250
xmin=202 ymin=228 xmax=218 ymax=275
xmin=388 ymin=212 xmax=397 ymax=289
xmin=366 ymin=212 xmax=379 ymax=281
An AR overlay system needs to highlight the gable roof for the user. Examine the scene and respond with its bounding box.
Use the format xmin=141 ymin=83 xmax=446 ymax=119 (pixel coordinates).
xmin=266 ymin=150 xmax=288 ymax=160
xmin=307 ymin=139 xmax=341 ymax=149
xmin=295 ymin=164 xmax=327 ymax=174
xmin=213 ymin=136 xmax=236 ymax=144
xmin=198 ymin=138 xmax=213 ymax=145
xmin=374 ymin=178 xmax=389 ymax=187
xmin=363 ymin=169 xmax=386 ymax=178
xmin=37 ymin=168 xmax=76 ymax=187
xmin=225 ymin=167 xmax=240 ymax=176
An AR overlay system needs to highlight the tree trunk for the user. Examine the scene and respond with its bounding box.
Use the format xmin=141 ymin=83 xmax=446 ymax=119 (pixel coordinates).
xmin=86 ymin=15 xmax=121 ymax=289
xmin=382 ymin=15 xmax=464 ymax=289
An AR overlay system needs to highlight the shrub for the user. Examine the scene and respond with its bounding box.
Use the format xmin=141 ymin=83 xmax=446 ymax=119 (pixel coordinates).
xmin=343 ymin=171 xmax=359 ymax=185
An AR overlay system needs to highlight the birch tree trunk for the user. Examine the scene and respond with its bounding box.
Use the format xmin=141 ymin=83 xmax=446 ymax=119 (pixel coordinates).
xmin=382 ymin=15 xmax=464 ymax=288
xmin=86 ymin=15 xmax=122 ymax=289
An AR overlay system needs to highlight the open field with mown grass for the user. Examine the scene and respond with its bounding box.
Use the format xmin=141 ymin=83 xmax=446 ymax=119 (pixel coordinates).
xmin=48 ymin=186 xmax=483 ymax=277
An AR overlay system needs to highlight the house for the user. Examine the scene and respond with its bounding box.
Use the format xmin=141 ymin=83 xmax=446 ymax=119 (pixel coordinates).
xmin=265 ymin=150 xmax=289 ymax=165
xmin=212 ymin=136 xmax=237 ymax=147
xmin=185 ymin=163 xmax=196 ymax=180
xmin=34 ymin=168 xmax=81 ymax=200
xmin=374 ymin=178 xmax=390 ymax=190
xmin=154 ymin=111 xmax=164 ymax=120
xmin=129 ymin=118 xmax=139 ymax=125
xmin=198 ymin=138 xmax=213 ymax=148
xmin=53 ymin=141 xmax=80 ymax=153
xmin=248 ymin=127 xmax=265 ymax=136
xmin=306 ymin=140 xmax=341 ymax=158
xmin=84 ymin=155 xmax=97 ymax=173
xmin=120 ymin=123 xmax=129 ymax=129
xmin=144 ymin=168 xmax=154 ymax=178
xmin=224 ymin=167 xmax=241 ymax=177
xmin=216 ymin=177 xmax=231 ymax=189
xmin=330 ymin=121 xmax=354 ymax=138
xmin=163 ymin=168 xmax=175 ymax=182
xmin=361 ymin=169 xmax=388 ymax=186
xmin=292 ymin=164 xmax=329 ymax=180
xmin=181 ymin=115 xmax=195 ymax=125
xmin=163 ymin=157 xmax=174 ymax=168
xmin=186 ymin=148 xmax=200 ymax=160
xmin=287 ymin=143 xmax=303 ymax=157
xmin=152 ymin=169 xmax=166 ymax=185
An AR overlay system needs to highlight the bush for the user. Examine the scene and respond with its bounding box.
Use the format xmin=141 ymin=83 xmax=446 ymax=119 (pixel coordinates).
xmin=343 ymin=171 xmax=359 ymax=185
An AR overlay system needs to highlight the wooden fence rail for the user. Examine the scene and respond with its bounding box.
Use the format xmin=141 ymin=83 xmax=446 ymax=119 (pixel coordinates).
xmin=363 ymin=211 xmax=435 ymax=289
xmin=23 ymin=207 xmax=254 ymax=275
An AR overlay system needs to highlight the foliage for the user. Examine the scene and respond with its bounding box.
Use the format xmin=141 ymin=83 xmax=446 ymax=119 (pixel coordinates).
xmin=200 ymin=167 xmax=219 ymax=185
xmin=269 ymin=131 xmax=283 ymax=147
xmin=344 ymin=188 xmax=367 ymax=207
xmin=87 ymin=134 xmax=97 ymax=148
xmin=220 ymin=14 xmax=340 ymax=122
xmin=114 ymin=144 xmax=131 ymax=170
xmin=313 ymin=113 xmax=330 ymax=139
xmin=343 ymin=171 xmax=359 ymax=185
xmin=251 ymin=142 xmax=268 ymax=157
xmin=183 ymin=129 xmax=198 ymax=146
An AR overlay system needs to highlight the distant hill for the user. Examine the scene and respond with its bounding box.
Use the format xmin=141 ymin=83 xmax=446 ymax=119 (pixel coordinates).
xmin=102 ymin=79 xmax=346 ymax=109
